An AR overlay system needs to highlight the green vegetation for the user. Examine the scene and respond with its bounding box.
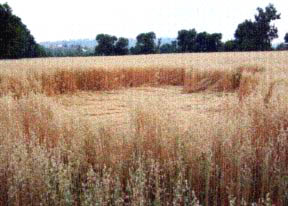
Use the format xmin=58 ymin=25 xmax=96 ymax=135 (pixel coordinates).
xmin=0 ymin=3 xmax=46 ymax=59
xmin=95 ymin=34 xmax=117 ymax=56
xmin=159 ymin=41 xmax=177 ymax=53
xmin=130 ymin=32 xmax=157 ymax=55
xmin=176 ymin=29 xmax=222 ymax=53
xmin=224 ymin=40 xmax=238 ymax=52
xmin=94 ymin=34 xmax=129 ymax=56
xmin=93 ymin=4 xmax=282 ymax=56
xmin=45 ymin=44 xmax=94 ymax=57
xmin=0 ymin=3 xmax=285 ymax=58
xmin=234 ymin=4 xmax=280 ymax=51
xmin=114 ymin=37 xmax=129 ymax=55
xmin=177 ymin=29 xmax=197 ymax=52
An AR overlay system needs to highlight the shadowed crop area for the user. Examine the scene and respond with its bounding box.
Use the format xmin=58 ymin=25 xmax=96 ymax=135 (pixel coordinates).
xmin=1 ymin=52 xmax=288 ymax=205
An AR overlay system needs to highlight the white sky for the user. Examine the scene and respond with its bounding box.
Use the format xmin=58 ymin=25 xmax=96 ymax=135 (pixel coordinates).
xmin=1 ymin=0 xmax=287 ymax=43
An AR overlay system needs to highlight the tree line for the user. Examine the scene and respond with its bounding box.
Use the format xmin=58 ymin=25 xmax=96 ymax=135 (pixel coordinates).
xmin=94 ymin=4 xmax=283 ymax=56
xmin=0 ymin=3 xmax=286 ymax=59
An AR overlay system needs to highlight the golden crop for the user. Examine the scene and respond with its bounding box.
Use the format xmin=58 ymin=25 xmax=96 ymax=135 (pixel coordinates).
xmin=0 ymin=52 xmax=288 ymax=205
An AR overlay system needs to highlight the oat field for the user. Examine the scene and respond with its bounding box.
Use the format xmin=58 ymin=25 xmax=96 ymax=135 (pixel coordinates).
xmin=1 ymin=52 xmax=288 ymax=205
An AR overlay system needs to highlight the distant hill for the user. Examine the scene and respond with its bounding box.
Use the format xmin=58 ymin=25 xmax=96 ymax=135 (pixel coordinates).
xmin=40 ymin=38 xmax=176 ymax=49
xmin=40 ymin=39 xmax=97 ymax=49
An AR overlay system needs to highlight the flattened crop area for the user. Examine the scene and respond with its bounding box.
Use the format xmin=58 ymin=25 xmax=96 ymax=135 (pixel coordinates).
xmin=55 ymin=86 xmax=237 ymax=132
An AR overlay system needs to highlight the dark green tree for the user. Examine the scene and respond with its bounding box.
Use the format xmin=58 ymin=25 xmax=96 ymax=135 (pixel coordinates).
xmin=114 ymin=37 xmax=129 ymax=55
xmin=177 ymin=29 xmax=197 ymax=52
xmin=207 ymin=33 xmax=223 ymax=52
xmin=254 ymin=4 xmax=280 ymax=49
xmin=235 ymin=20 xmax=258 ymax=51
xmin=177 ymin=30 xmax=222 ymax=53
xmin=224 ymin=40 xmax=238 ymax=51
xmin=95 ymin=34 xmax=117 ymax=56
xmin=285 ymin=33 xmax=288 ymax=43
xmin=235 ymin=4 xmax=280 ymax=51
xmin=129 ymin=46 xmax=139 ymax=55
xmin=160 ymin=41 xmax=177 ymax=53
xmin=156 ymin=38 xmax=162 ymax=54
xmin=276 ymin=43 xmax=287 ymax=51
xmin=194 ymin=32 xmax=222 ymax=52
xmin=0 ymin=3 xmax=45 ymax=59
xmin=195 ymin=32 xmax=209 ymax=52
xmin=133 ymin=32 xmax=156 ymax=54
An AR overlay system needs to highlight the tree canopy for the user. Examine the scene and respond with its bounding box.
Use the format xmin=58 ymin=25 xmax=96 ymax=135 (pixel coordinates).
xmin=2 ymin=2 xmax=282 ymax=58
xmin=285 ymin=33 xmax=288 ymax=43
xmin=95 ymin=34 xmax=117 ymax=56
xmin=176 ymin=29 xmax=223 ymax=53
xmin=0 ymin=3 xmax=45 ymax=59
xmin=114 ymin=37 xmax=129 ymax=55
xmin=195 ymin=32 xmax=223 ymax=52
xmin=160 ymin=41 xmax=177 ymax=54
xmin=235 ymin=4 xmax=280 ymax=51
xmin=131 ymin=32 xmax=156 ymax=54
xmin=94 ymin=4 xmax=280 ymax=56
xmin=95 ymin=34 xmax=129 ymax=56
xmin=223 ymin=40 xmax=238 ymax=52
xmin=177 ymin=29 xmax=197 ymax=52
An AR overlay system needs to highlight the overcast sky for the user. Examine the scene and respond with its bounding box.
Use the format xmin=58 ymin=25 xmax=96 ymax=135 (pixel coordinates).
xmin=1 ymin=0 xmax=287 ymax=43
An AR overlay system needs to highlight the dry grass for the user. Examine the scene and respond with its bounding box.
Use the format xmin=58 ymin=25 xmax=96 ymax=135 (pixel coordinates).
xmin=0 ymin=51 xmax=287 ymax=97
xmin=183 ymin=68 xmax=240 ymax=93
xmin=0 ymin=67 xmax=185 ymax=97
xmin=183 ymin=66 xmax=265 ymax=100
xmin=0 ymin=51 xmax=288 ymax=205
xmin=1 ymin=89 xmax=288 ymax=205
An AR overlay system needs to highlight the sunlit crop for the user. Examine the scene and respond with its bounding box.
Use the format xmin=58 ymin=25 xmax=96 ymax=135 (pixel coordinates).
xmin=0 ymin=52 xmax=288 ymax=205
